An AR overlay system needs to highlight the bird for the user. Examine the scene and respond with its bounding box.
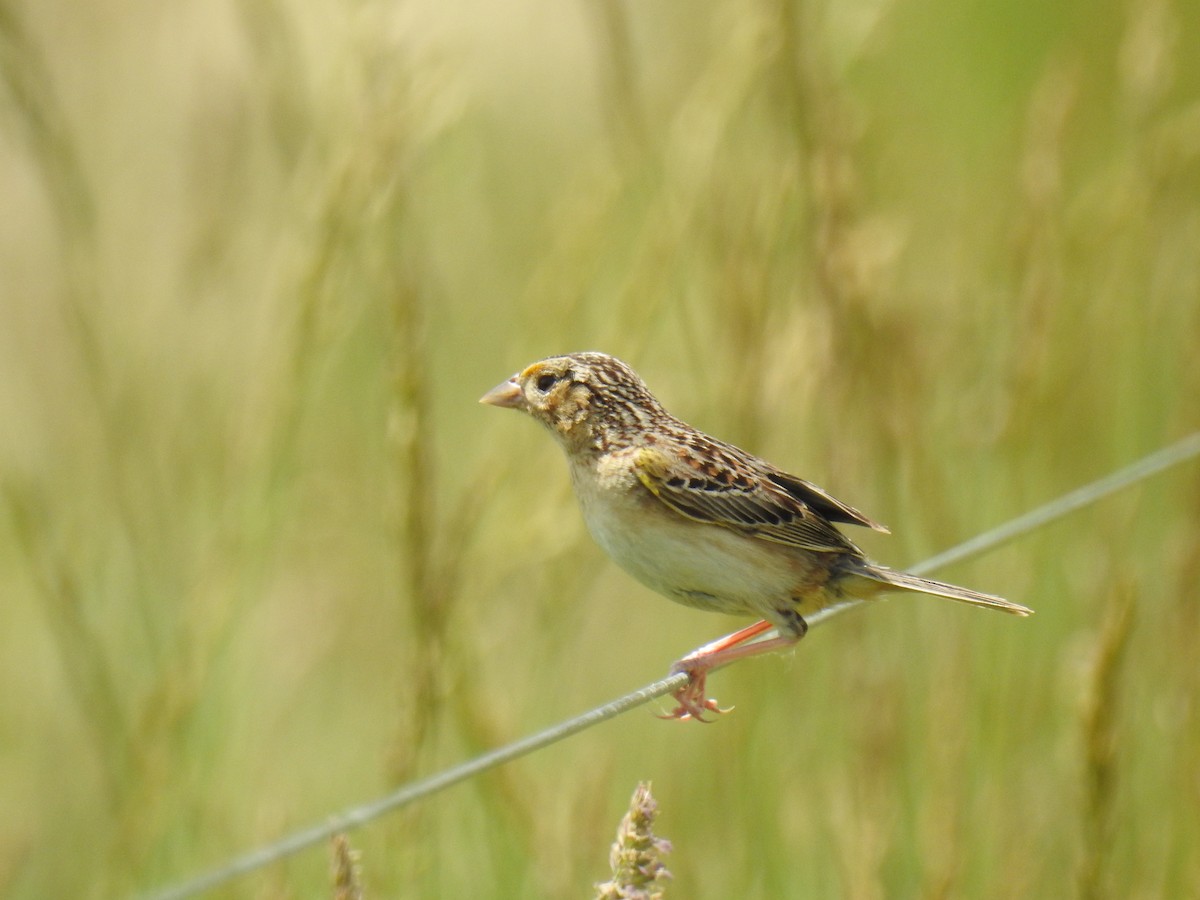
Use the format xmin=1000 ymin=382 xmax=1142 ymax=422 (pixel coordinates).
xmin=481 ymin=352 xmax=1032 ymax=720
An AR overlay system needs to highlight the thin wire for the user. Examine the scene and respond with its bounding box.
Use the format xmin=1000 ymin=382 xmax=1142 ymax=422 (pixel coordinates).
xmin=909 ymin=431 xmax=1200 ymax=577
xmin=142 ymin=431 xmax=1200 ymax=900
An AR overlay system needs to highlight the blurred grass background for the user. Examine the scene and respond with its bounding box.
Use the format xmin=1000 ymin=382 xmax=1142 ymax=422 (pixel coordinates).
xmin=1 ymin=0 xmax=1198 ymax=896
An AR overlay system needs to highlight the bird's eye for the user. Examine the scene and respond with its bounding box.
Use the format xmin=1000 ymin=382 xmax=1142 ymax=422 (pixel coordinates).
xmin=535 ymin=373 xmax=559 ymax=393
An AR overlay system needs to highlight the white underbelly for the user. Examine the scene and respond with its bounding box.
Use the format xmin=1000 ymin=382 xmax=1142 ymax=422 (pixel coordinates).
xmin=577 ymin=484 xmax=799 ymax=616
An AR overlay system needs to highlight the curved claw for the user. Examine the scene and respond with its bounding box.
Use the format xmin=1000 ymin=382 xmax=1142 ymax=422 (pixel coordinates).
xmin=657 ymin=696 xmax=733 ymax=723
xmin=660 ymin=664 xmax=732 ymax=722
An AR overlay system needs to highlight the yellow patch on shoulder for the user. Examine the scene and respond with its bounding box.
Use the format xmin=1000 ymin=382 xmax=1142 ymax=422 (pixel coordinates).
xmin=632 ymin=446 xmax=671 ymax=497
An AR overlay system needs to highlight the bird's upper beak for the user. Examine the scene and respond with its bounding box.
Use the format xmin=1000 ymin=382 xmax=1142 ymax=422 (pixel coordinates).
xmin=479 ymin=376 xmax=524 ymax=409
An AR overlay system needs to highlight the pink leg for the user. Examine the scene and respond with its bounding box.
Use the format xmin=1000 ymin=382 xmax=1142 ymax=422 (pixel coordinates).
xmin=664 ymin=619 xmax=803 ymax=722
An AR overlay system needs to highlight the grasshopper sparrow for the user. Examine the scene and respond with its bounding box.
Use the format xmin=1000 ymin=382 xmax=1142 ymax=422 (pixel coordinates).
xmin=482 ymin=352 xmax=1032 ymax=720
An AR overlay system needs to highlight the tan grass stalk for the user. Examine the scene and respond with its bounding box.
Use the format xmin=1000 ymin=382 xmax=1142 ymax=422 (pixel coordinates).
xmin=331 ymin=834 xmax=364 ymax=900
xmin=595 ymin=782 xmax=672 ymax=900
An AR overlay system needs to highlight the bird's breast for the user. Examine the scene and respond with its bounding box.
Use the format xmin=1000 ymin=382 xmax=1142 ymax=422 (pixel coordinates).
xmin=568 ymin=453 xmax=820 ymax=616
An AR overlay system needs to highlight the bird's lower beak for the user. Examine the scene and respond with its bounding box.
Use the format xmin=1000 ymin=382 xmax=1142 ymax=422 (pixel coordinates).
xmin=479 ymin=377 xmax=524 ymax=409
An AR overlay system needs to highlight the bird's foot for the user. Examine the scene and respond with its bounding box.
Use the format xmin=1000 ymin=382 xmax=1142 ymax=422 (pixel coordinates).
xmin=659 ymin=659 xmax=732 ymax=723
xmin=657 ymin=618 xmax=803 ymax=722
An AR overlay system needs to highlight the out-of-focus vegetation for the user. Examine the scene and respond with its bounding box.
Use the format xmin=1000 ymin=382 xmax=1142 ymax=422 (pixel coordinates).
xmin=1 ymin=0 xmax=1197 ymax=896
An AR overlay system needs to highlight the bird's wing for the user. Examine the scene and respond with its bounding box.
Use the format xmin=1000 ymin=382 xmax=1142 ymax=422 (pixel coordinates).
xmin=762 ymin=470 xmax=890 ymax=534
xmin=632 ymin=442 xmax=884 ymax=555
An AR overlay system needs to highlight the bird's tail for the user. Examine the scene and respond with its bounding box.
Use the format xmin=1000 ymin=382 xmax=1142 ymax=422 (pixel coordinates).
xmin=851 ymin=563 xmax=1034 ymax=616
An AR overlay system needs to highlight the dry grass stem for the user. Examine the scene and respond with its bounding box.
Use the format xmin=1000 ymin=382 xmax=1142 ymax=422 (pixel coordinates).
xmin=331 ymin=834 xmax=364 ymax=900
xmin=595 ymin=782 xmax=672 ymax=900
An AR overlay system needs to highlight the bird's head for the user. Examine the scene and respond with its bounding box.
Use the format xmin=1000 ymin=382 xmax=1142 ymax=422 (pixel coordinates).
xmin=480 ymin=352 xmax=665 ymax=452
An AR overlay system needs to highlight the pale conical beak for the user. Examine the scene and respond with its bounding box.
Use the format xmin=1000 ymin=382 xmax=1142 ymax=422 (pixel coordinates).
xmin=479 ymin=377 xmax=524 ymax=409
